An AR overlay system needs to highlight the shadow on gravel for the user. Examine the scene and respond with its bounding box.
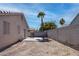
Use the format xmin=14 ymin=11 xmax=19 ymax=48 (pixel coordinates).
xmin=36 ymin=38 xmax=51 ymax=42
xmin=0 ymin=40 xmax=22 ymax=52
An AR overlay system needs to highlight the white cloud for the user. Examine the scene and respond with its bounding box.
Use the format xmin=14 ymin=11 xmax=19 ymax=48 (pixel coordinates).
xmin=0 ymin=6 xmax=21 ymax=12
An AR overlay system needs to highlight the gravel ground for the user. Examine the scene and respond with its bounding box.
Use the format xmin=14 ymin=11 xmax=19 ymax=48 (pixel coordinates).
xmin=0 ymin=39 xmax=79 ymax=56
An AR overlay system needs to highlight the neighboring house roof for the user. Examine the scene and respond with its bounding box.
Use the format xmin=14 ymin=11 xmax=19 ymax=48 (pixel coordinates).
xmin=0 ymin=10 xmax=22 ymax=15
xmin=70 ymin=13 xmax=79 ymax=25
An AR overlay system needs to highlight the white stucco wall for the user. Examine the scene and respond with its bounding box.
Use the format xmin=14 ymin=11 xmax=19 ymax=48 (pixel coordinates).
xmin=0 ymin=13 xmax=28 ymax=50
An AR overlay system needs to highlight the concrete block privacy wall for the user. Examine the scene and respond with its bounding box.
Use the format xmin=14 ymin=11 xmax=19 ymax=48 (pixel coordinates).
xmin=33 ymin=31 xmax=47 ymax=37
xmin=47 ymin=24 xmax=79 ymax=46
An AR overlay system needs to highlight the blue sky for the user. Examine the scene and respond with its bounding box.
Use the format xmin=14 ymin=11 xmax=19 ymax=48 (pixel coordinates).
xmin=0 ymin=3 xmax=79 ymax=30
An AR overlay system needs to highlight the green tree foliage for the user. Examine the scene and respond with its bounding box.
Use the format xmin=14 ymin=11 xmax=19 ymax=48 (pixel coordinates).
xmin=37 ymin=11 xmax=45 ymax=31
xmin=39 ymin=21 xmax=57 ymax=31
xmin=60 ymin=18 xmax=65 ymax=25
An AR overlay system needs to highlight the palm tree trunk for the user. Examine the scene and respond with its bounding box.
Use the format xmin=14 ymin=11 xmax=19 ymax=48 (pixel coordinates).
xmin=41 ymin=17 xmax=43 ymax=31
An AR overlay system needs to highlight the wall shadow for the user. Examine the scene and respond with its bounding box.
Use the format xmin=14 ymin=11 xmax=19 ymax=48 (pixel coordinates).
xmin=0 ymin=40 xmax=21 ymax=52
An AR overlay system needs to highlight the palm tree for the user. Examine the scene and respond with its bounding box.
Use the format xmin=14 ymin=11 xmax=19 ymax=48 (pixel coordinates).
xmin=60 ymin=18 xmax=65 ymax=25
xmin=37 ymin=11 xmax=45 ymax=31
xmin=39 ymin=21 xmax=57 ymax=31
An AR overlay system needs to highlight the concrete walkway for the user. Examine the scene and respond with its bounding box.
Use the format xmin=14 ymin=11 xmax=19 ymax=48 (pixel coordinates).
xmin=0 ymin=38 xmax=79 ymax=56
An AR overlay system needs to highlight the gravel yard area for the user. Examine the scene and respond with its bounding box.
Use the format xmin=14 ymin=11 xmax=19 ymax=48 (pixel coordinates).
xmin=0 ymin=38 xmax=79 ymax=56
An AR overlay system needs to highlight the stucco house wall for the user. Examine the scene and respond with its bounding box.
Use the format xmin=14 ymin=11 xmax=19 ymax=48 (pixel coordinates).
xmin=70 ymin=13 xmax=79 ymax=25
xmin=0 ymin=12 xmax=29 ymax=50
